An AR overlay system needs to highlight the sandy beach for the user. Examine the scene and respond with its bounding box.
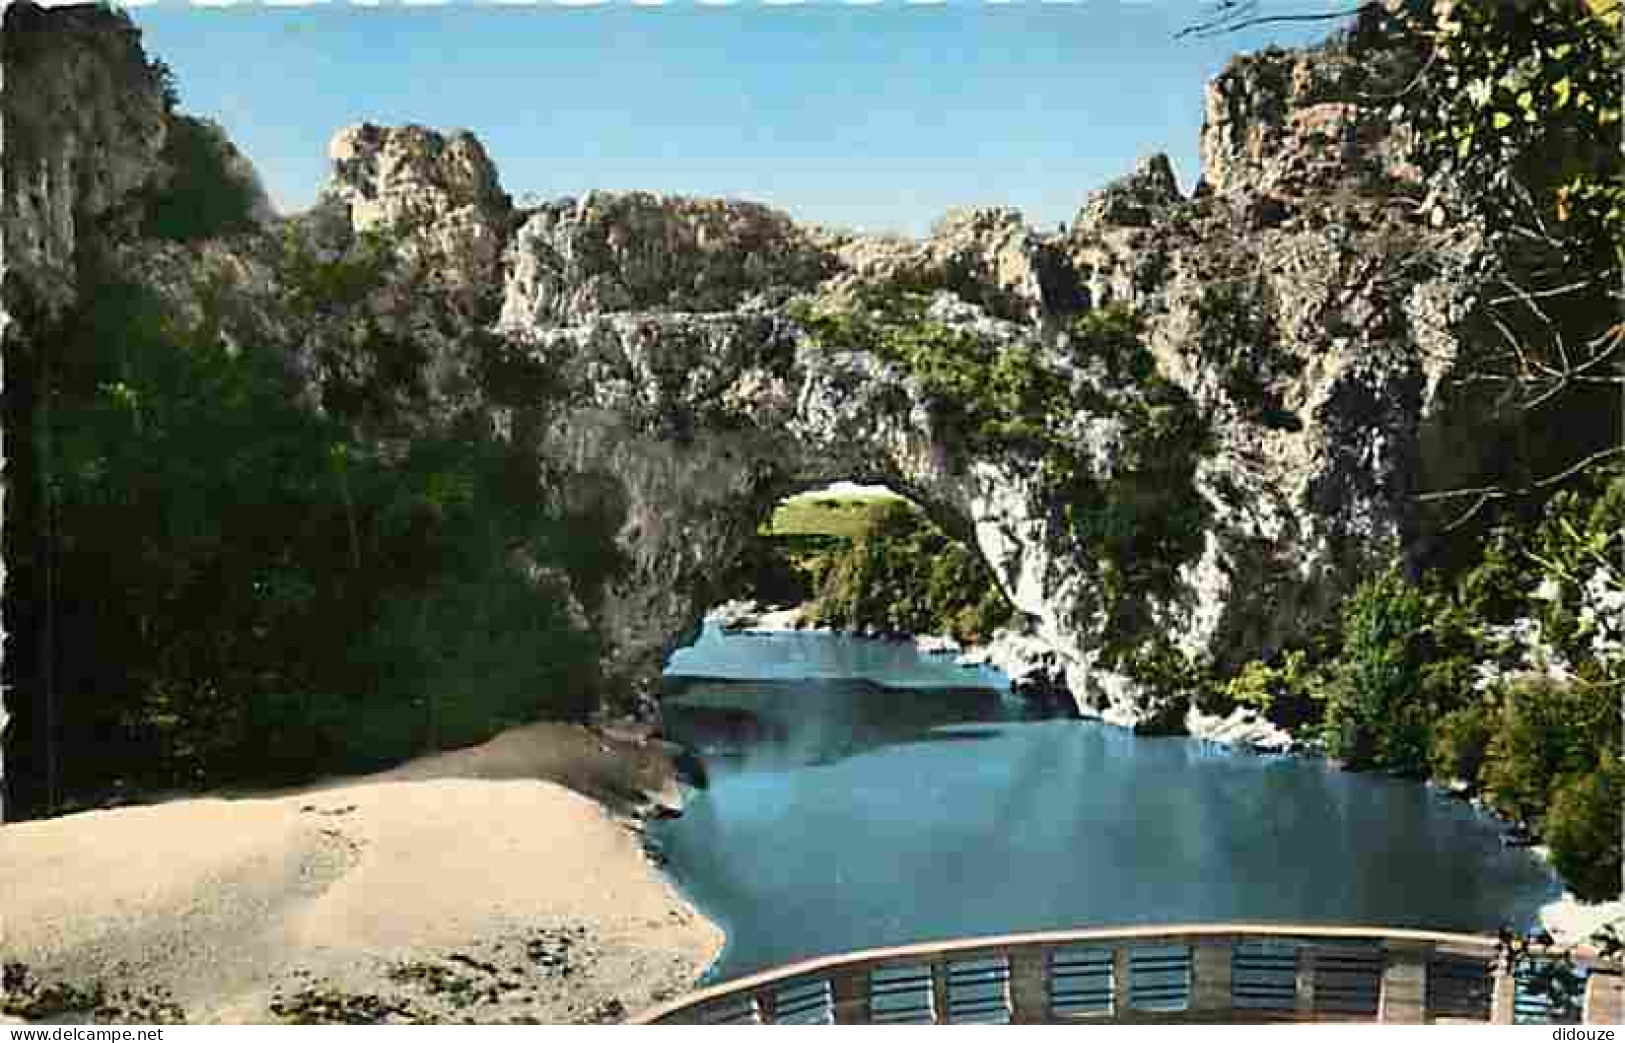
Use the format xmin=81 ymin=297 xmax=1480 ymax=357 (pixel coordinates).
xmin=0 ymin=724 xmax=722 ymax=1024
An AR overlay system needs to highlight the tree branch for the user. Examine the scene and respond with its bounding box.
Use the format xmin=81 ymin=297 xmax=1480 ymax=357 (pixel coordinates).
xmin=1175 ymin=1 xmax=1378 ymax=40
xmin=1417 ymin=446 xmax=1625 ymax=523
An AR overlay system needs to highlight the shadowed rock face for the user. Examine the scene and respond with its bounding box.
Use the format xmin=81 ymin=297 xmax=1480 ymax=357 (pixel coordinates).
xmin=2 ymin=3 xmax=1505 ymax=730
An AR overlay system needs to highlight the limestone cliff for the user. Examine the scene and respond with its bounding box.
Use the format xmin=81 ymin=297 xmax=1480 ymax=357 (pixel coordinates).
xmin=1 ymin=1 xmax=173 ymax=820
xmin=2 ymin=2 xmax=1514 ymax=744
xmin=1060 ymin=16 xmax=1490 ymax=677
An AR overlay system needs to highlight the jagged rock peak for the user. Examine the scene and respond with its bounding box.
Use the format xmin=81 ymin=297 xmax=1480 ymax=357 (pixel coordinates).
xmin=1073 ymin=152 xmax=1184 ymax=232
xmin=326 ymin=122 xmax=508 ymax=212
xmin=1132 ymin=153 xmax=1180 ymax=199
xmin=322 ymin=122 xmax=513 ymax=319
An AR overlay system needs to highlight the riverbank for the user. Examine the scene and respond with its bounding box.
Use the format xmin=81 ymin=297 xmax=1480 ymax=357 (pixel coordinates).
xmin=0 ymin=723 xmax=723 ymax=1025
xmin=706 ymin=601 xmax=1292 ymax=749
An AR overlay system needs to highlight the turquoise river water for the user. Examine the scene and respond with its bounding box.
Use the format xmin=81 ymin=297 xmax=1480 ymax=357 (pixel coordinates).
xmin=654 ymin=623 xmax=1559 ymax=983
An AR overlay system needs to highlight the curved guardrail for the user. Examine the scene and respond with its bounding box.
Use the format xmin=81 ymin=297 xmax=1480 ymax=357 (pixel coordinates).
xmin=634 ymin=923 xmax=1623 ymax=1025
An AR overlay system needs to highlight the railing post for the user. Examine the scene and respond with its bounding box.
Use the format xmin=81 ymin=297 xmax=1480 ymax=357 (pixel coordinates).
xmin=1583 ymin=970 xmax=1624 ymax=1025
xmin=1378 ymin=943 xmax=1429 ymax=1024
xmin=931 ymin=960 xmax=950 ymax=1024
xmin=1008 ymin=947 xmax=1049 ymax=1025
xmin=1295 ymin=946 xmax=1318 ymax=1020
xmin=1191 ymin=938 xmax=1234 ymax=1018
xmin=1112 ymin=946 xmax=1131 ymax=1015
xmin=752 ymin=987 xmax=776 ymax=1025
xmin=830 ymin=968 xmax=870 ymax=1024
xmin=1489 ymin=959 xmax=1517 ymax=1025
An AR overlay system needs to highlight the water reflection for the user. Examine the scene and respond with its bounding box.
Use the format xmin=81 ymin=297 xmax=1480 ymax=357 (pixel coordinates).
xmin=663 ymin=675 xmax=1044 ymax=774
xmin=666 ymin=622 xmax=1010 ymax=690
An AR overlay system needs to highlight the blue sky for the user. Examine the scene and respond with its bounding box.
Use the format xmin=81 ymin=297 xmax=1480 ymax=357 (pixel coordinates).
xmin=130 ymin=1 xmax=1353 ymax=236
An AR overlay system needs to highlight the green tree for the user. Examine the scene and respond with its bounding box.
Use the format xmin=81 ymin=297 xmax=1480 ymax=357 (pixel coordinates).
xmin=1484 ymin=676 xmax=1615 ymax=823
xmin=807 ymin=499 xmax=1013 ymax=644
xmin=1428 ymin=702 xmax=1494 ymax=785
xmin=1545 ymin=761 xmax=1624 ymax=902
xmin=1318 ymin=568 xmax=1434 ymax=772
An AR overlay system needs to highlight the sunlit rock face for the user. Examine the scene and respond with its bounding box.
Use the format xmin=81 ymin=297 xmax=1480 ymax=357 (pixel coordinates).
xmin=324 ymin=123 xmax=514 ymax=322
xmin=5 ymin=2 xmax=1506 ymax=728
xmin=501 ymin=192 xmax=836 ymax=327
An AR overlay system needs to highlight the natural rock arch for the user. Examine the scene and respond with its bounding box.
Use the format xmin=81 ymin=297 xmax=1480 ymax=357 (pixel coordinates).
xmin=495 ymin=300 xmax=1097 ymax=718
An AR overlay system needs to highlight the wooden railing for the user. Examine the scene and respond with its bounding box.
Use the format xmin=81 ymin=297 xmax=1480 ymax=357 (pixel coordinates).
xmin=634 ymin=923 xmax=1623 ymax=1025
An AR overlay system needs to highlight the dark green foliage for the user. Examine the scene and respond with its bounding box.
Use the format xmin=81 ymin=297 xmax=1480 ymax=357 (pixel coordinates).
xmin=1428 ymin=703 xmax=1493 ymax=785
xmin=470 ymin=329 xmax=569 ymax=410
xmin=1064 ymin=306 xmax=1157 ymax=386
xmin=6 ymin=271 xmax=606 ymax=812
xmin=1544 ymin=762 xmax=1623 ymax=903
xmin=1483 ymin=677 xmax=1616 ymax=824
xmin=141 ymin=116 xmax=260 ymax=243
xmin=724 ymin=532 xmax=819 ymax=609
xmin=1314 ymin=567 xmax=1488 ymax=775
xmin=1222 ymin=650 xmax=1319 ymax=728
xmin=1252 ymin=467 xmax=1623 ymax=896
xmin=282 ymin=228 xmax=397 ymax=316
xmin=806 ymin=500 xmax=1013 ymax=644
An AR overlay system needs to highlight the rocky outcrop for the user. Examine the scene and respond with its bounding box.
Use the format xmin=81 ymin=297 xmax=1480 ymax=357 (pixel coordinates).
xmin=812 ymin=206 xmax=1086 ymax=324
xmin=502 ymin=192 xmax=833 ymax=327
xmin=324 ymin=123 xmax=514 ymax=321
xmin=956 ymin=630 xmax=1074 ymax=712
xmin=3 ymin=2 xmax=1515 ymax=738
xmin=1197 ymin=23 xmax=1424 ymax=200
xmin=1185 ymin=705 xmax=1296 ymax=754
xmin=1074 ymin=154 xmax=1183 ymax=236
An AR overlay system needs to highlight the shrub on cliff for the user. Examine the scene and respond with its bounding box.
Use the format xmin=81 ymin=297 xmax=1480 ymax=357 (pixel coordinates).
xmin=1193 ymin=280 xmax=1302 ymax=431
xmin=1056 ymin=309 xmax=1212 ymax=641
xmin=1222 ymin=650 xmax=1319 ymax=728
